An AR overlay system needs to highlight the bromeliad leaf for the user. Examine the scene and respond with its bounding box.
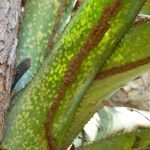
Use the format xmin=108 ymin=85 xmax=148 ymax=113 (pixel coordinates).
xmin=141 ymin=0 xmax=150 ymax=14
xmin=3 ymin=0 xmax=146 ymax=149
xmin=52 ymin=1 xmax=148 ymax=148
xmin=80 ymin=129 xmax=150 ymax=150
xmin=14 ymin=0 xmax=75 ymax=92
xmin=64 ymin=21 xmax=150 ymax=146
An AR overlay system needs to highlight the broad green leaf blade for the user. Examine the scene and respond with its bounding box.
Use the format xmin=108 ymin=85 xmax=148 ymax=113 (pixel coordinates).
xmin=65 ymin=63 xmax=150 ymax=147
xmin=14 ymin=0 xmax=60 ymax=91
xmin=51 ymin=1 xmax=147 ymax=147
xmin=3 ymin=0 xmax=146 ymax=149
xmin=101 ymin=22 xmax=150 ymax=71
xmin=4 ymin=0 xmax=118 ymax=148
xmin=80 ymin=129 xmax=150 ymax=150
xmin=141 ymin=1 xmax=150 ymax=14
xmin=14 ymin=0 xmax=75 ymax=92
xmin=64 ymin=21 xmax=150 ymax=146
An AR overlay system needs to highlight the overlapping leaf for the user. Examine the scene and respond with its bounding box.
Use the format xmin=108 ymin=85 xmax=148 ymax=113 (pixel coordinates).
xmin=80 ymin=129 xmax=150 ymax=150
xmin=64 ymin=21 xmax=150 ymax=146
xmin=2 ymin=0 xmax=147 ymax=149
xmin=14 ymin=0 xmax=75 ymax=91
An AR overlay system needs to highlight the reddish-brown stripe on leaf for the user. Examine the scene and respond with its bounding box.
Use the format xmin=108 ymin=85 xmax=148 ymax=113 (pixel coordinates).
xmin=45 ymin=0 xmax=68 ymax=57
xmin=45 ymin=1 xmax=121 ymax=149
xmin=96 ymin=57 xmax=150 ymax=80
xmin=73 ymin=0 xmax=84 ymax=11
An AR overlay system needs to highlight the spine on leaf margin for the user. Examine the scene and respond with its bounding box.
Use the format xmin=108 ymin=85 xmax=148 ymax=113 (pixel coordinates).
xmin=2 ymin=0 xmax=146 ymax=150
xmin=14 ymin=0 xmax=74 ymax=92
xmin=49 ymin=1 xmax=144 ymax=149
xmin=63 ymin=21 xmax=150 ymax=146
xmin=45 ymin=1 xmax=121 ymax=149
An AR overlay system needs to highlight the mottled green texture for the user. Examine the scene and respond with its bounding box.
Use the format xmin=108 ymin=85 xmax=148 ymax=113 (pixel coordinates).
xmin=141 ymin=1 xmax=150 ymax=14
xmin=57 ymin=0 xmax=76 ymax=38
xmin=15 ymin=0 xmax=75 ymax=91
xmin=65 ymin=64 xmax=150 ymax=147
xmin=102 ymin=21 xmax=150 ymax=71
xmin=4 ymin=0 xmax=116 ymax=149
xmin=3 ymin=0 xmax=146 ymax=149
xmin=80 ymin=129 xmax=150 ymax=150
xmin=64 ymin=21 xmax=150 ymax=145
xmin=53 ymin=0 xmax=147 ymax=146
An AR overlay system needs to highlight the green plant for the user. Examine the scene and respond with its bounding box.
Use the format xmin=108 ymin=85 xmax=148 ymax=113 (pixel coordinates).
xmin=1 ymin=0 xmax=150 ymax=149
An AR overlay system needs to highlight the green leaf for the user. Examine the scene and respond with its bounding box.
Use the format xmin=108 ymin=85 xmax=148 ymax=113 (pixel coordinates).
xmin=52 ymin=1 xmax=147 ymax=147
xmin=80 ymin=129 xmax=150 ymax=150
xmin=3 ymin=0 xmax=146 ymax=149
xmin=141 ymin=1 xmax=150 ymax=14
xmin=101 ymin=23 xmax=150 ymax=71
xmin=64 ymin=21 xmax=150 ymax=146
xmin=14 ymin=0 xmax=75 ymax=92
